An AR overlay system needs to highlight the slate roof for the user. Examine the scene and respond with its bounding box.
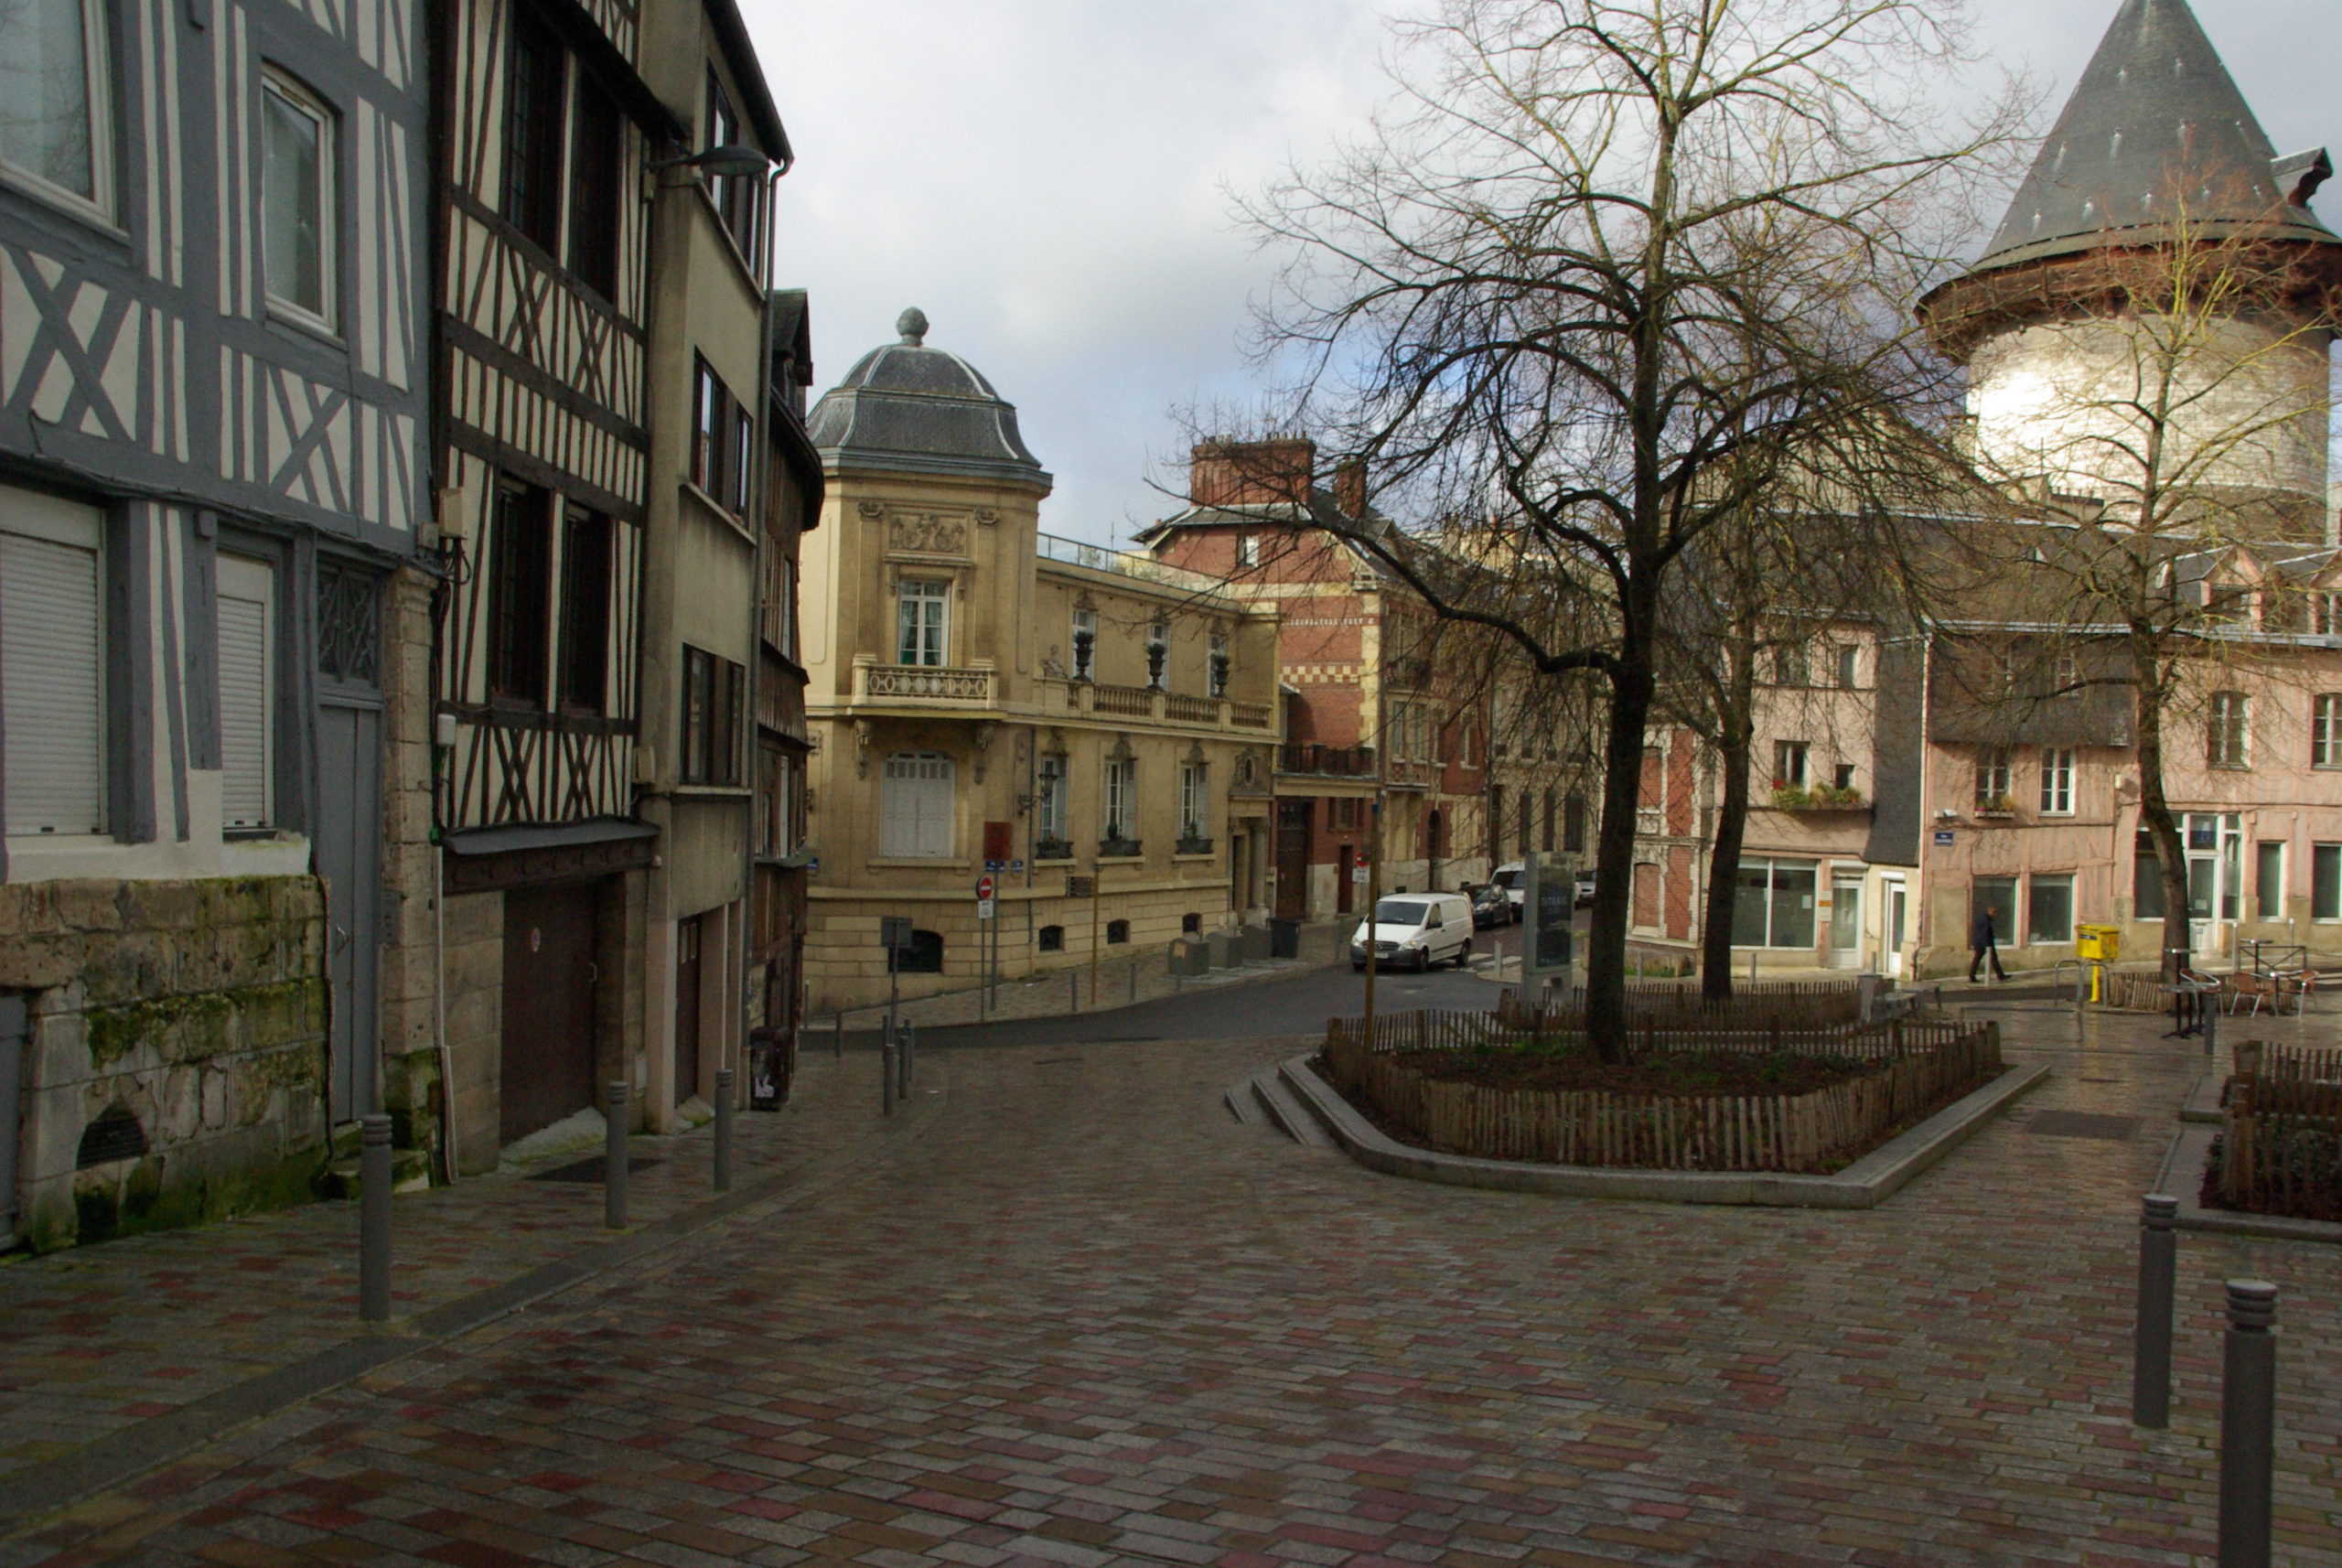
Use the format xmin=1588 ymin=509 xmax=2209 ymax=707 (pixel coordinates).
xmin=1968 ymin=0 xmax=2338 ymax=275
xmin=808 ymin=309 xmax=1050 ymax=488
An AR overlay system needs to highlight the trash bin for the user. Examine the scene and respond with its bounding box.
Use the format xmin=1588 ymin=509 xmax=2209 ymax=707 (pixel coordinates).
xmin=747 ymin=1026 xmax=794 ymax=1110
xmin=1269 ymin=918 xmax=1300 ymax=959
xmin=1167 ymin=939 xmax=1209 ymax=978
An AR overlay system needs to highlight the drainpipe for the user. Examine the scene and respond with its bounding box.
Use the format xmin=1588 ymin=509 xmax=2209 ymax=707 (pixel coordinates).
xmin=738 ymin=157 xmax=793 ymax=1097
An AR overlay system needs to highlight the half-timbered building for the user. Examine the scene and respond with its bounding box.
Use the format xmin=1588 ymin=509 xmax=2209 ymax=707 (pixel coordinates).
xmin=0 ymin=0 xmax=431 ymax=1246
xmin=424 ymin=0 xmax=795 ymax=1163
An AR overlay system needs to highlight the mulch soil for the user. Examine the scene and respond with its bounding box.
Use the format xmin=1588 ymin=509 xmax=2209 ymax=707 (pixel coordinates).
xmin=2197 ymin=1133 xmax=2342 ymax=1224
xmin=1388 ymin=1042 xmax=1878 ymax=1099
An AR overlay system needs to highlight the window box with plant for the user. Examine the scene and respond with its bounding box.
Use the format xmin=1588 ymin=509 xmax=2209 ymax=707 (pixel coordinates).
xmin=1176 ymin=835 xmax=1214 ymax=856
xmin=1772 ymin=783 xmax=1865 ymax=811
xmin=1974 ymin=795 xmax=2018 ymax=821
xmin=1034 ymin=835 xmax=1074 ymax=862
xmin=1099 ymin=836 xmax=1144 ymax=860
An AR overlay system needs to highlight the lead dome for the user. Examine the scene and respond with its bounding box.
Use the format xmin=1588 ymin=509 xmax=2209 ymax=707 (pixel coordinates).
xmin=807 ymin=309 xmax=1050 ymax=487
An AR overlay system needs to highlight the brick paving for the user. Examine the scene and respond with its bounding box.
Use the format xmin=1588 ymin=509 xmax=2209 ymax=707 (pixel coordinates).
xmin=5 ymin=1003 xmax=2342 ymax=1565
xmin=0 ymin=1051 xmax=910 ymax=1490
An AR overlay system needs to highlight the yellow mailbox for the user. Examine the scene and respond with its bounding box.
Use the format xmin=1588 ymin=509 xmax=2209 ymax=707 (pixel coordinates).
xmin=2076 ymin=925 xmax=2122 ymax=961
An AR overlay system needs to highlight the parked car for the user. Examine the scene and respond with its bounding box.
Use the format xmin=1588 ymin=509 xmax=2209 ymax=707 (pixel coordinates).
xmin=1489 ymin=862 xmax=1525 ymax=920
xmin=1470 ymin=884 xmax=1511 ymax=929
xmin=1576 ymin=870 xmax=1597 ymax=906
xmin=1351 ymin=893 xmax=1476 ymax=972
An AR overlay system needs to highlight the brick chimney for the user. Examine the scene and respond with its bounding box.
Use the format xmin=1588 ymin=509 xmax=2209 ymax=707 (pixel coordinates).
xmin=1189 ymin=438 xmax=1316 ymax=508
xmin=1332 ymin=458 xmax=1367 ymax=521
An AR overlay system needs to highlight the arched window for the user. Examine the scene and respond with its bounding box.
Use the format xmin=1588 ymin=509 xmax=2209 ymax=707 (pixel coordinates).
xmin=880 ymin=752 xmax=955 ymax=857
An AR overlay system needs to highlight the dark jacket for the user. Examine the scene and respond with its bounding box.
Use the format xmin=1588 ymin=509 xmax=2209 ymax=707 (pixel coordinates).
xmin=1970 ymin=910 xmax=1997 ymax=949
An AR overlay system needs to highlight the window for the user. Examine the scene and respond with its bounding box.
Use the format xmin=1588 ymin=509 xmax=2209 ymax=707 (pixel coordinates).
xmin=1774 ymin=740 xmax=1809 ymax=789
xmin=763 ymin=553 xmax=796 ymax=661
xmin=678 ymin=645 xmax=743 ymax=786
xmin=1971 ymin=876 xmax=2017 ymax=943
xmin=1103 ymin=753 xmax=1136 ymax=843
xmin=1069 ymin=607 xmax=1095 ymax=680
xmin=2315 ymin=594 xmax=2342 ymax=637
xmin=1563 ymin=791 xmax=1585 ymax=854
xmin=1036 ymin=754 xmax=1069 ymax=848
xmin=757 ymin=745 xmax=795 ymax=857
xmin=0 ymin=0 xmax=112 ymax=213
xmin=557 ymin=506 xmax=611 ymax=713
xmin=2316 ymin=696 xmax=2342 ymax=768
xmin=216 ymin=555 xmax=275 ymax=830
xmin=879 ymin=752 xmax=954 ymax=857
xmin=900 ymin=929 xmax=943 ymax=973
xmin=2135 ymin=832 xmax=2168 ymax=920
xmin=2316 ymin=844 xmax=2342 ymax=921
xmin=566 ymin=73 xmax=622 ymax=298
xmin=703 ymin=72 xmax=760 ymax=268
xmin=2208 ymin=692 xmax=2250 ymax=769
xmin=691 ymin=359 xmax=750 ymax=513
xmin=1731 ymin=858 xmax=1818 ymax=949
xmin=488 ymin=479 xmax=553 ymax=705
xmin=1 ymin=489 xmax=104 ymax=835
xmin=897 ymin=579 xmax=950 ymax=666
xmin=1238 ymin=533 xmax=1259 ymax=567
xmin=500 ymin=5 xmax=565 ymax=252
xmin=1106 ymin=919 xmax=1130 ymax=944
xmin=1834 ymin=644 xmax=1859 ymax=690
xmin=1208 ymin=631 xmax=1230 ymax=697
xmin=2027 ymin=875 xmax=2073 ymax=945
xmin=1833 ymin=763 xmax=1857 ymax=792
xmin=1771 ymin=640 xmax=1809 ymax=687
xmin=1541 ymin=789 xmax=1555 ymax=853
xmin=1037 ymin=925 xmax=1064 ymax=952
xmin=2256 ymin=841 xmax=2285 ymax=920
xmin=1179 ymin=762 xmax=1208 ymax=843
xmin=2039 ymin=748 xmax=2074 ymax=815
xmin=1973 ymin=746 xmax=2012 ymax=810
xmin=261 ymin=72 xmax=335 ymax=328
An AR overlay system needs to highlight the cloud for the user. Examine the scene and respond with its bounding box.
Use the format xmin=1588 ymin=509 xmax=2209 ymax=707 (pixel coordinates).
xmin=741 ymin=0 xmax=2338 ymax=543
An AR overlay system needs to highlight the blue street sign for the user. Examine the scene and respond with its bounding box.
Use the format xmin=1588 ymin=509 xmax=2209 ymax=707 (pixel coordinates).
xmin=1932 ymin=831 xmax=1954 ymax=846
xmin=984 ymin=858 xmax=1006 ymax=872
xmin=1010 ymin=858 xmax=1026 ymax=874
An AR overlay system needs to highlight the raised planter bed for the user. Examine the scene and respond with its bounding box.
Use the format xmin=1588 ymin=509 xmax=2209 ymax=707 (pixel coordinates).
xmin=1321 ymin=1009 xmax=2004 ymax=1175
xmin=2198 ymin=1042 xmax=2342 ymax=1224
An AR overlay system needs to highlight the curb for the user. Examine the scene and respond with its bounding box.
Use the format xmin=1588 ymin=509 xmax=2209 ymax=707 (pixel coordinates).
xmin=1277 ymin=1055 xmax=2048 ymax=1208
xmin=2153 ymin=1123 xmax=2342 ymax=1245
xmin=0 ymin=1085 xmax=947 ymax=1534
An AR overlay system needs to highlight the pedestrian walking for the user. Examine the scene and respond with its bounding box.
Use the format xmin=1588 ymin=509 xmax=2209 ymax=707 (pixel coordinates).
xmin=1970 ymin=903 xmax=2008 ymax=983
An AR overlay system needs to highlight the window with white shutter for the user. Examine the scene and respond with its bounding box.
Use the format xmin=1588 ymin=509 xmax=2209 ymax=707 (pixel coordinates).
xmin=1 ymin=491 xmax=105 ymax=836
xmin=879 ymin=752 xmax=954 ymax=857
xmin=216 ymin=554 xmax=274 ymax=829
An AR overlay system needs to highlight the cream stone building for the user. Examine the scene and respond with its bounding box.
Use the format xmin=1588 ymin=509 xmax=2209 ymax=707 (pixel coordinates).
xmin=799 ymin=314 xmax=1281 ymax=1012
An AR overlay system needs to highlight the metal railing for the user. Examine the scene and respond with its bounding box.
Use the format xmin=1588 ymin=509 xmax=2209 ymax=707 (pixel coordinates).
xmin=1037 ymin=532 xmax=1222 ymax=592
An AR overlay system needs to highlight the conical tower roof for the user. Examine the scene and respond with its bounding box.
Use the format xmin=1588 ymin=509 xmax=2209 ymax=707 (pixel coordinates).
xmin=1971 ymin=0 xmax=2337 ymax=274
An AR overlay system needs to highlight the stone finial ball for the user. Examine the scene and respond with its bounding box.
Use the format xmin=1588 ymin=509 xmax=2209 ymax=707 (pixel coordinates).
xmin=897 ymin=307 xmax=929 ymax=346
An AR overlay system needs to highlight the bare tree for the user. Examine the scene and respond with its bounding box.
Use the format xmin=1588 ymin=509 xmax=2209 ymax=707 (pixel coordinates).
xmin=1921 ymin=190 xmax=2342 ymax=974
xmin=1238 ymin=0 xmax=2019 ymax=1057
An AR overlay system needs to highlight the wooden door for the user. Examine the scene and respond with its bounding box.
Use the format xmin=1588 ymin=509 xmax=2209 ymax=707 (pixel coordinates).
xmin=1275 ymin=799 xmax=1310 ymax=919
xmin=674 ymin=915 xmax=704 ymax=1103
xmin=1337 ymin=843 xmax=1356 ymax=915
xmin=500 ymin=887 xmax=598 ymax=1144
xmin=317 ymin=701 xmax=382 ymax=1121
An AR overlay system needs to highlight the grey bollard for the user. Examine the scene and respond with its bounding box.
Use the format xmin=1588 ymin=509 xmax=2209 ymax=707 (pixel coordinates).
xmin=359 ymin=1114 xmax=393 ymax=1322
xmin=1069 ymin=970 xmax=1079 ymax=1013
xmin=2205 ymin=995 xmax=2218 ymax=1060
xmin=903 ymin=1025 xmax=916 ymax=1093
xmin=713 ymin=1067 xmax=735 ymax=1192
xmin=2219 ymin=1280 xmax=2279 ymax=1568
xmin=1130 ymin=960 xmax=1138 ymax=1003
xmin=604 ymin=1080 xmax=629 ymax=1229
xmin=2133 ymin=1194 xmax=2178 ymax=1427
xmin=881 ymin=1028 xmax=897 ymax=1116
xmin=834 ymin=1011 xmax=843 ymax=1059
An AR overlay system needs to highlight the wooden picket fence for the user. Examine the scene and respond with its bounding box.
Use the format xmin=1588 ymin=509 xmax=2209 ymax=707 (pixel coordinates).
xmin=1494 ymin=985 xmax=1867 ymax=1036
xmin=2215 ymin=1041 xmax=2342 ymax=1216
xmin=1318 ymin=1010 xmax=2001 ymax=1172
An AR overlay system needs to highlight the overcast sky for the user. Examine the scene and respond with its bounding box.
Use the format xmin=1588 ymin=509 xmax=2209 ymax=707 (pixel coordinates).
xmin=743 ymin=1 xmax=2339 ymax=546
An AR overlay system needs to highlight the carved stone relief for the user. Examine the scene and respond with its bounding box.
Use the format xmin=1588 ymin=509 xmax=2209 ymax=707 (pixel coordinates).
xmin=888 ymin=511 xmax=969 ymax=556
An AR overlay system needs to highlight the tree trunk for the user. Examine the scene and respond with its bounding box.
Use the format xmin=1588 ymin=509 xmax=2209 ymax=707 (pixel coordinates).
xmin=1584 ymin=614 xmax=1660 ymax=1062
xmin=2132 ymin=634 xmax=2192 ymax=978
xmin=1700 ymin=632 xmax=1758 ymax=1001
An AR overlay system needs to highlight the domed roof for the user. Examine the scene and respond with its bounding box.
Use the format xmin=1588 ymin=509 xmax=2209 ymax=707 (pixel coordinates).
xmin=808 ymin=309 xmax=1050 ymax=488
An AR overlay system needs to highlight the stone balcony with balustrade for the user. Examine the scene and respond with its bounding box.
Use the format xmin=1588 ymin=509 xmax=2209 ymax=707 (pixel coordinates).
xmin=851 ymin=655 xmax=998 ymax=712
xmin=1052 ymin=679 xmax=1274 ymax=735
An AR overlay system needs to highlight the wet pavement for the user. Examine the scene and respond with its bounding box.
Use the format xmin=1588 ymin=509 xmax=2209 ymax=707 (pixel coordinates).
xmin=3 ymin=997 xmax=2338 ymax=1566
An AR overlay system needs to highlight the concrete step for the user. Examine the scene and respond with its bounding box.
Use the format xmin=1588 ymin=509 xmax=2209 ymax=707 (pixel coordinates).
xmin=1224 ymin=1082 xmax=1268 ymax=1127
xmin=1250 ymin=1070 xmax=1334 ymax=1148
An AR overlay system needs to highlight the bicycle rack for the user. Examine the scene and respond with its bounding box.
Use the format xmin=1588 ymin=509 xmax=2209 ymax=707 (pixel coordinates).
xmin=2050 ymin=958 xmax=2089 ymax=1005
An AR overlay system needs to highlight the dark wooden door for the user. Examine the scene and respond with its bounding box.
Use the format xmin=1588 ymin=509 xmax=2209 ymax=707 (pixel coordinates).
xmin=317 ymin=701 xmax=382 ymax=1121
xmin=674 ymin=915 xmax=704 ymax=1103
xmin=1275 ymin=799 xmax=1310 ymax=920
xmin=1337 ymin=843 xmax=1356 ymax=915
xmin=500 ymin=887 xmax=597 ymax=1144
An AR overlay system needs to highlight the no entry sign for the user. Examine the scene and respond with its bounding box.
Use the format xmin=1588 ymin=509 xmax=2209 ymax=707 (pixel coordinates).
xmin=974 ymin=875 xmax=994 ymax=900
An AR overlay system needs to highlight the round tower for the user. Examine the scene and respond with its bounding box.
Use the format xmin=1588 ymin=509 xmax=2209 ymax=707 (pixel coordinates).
xmin=1918 ymin=0 xmax=2342 ymax=537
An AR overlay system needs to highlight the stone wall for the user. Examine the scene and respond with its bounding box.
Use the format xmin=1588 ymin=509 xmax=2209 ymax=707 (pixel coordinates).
xmin=439 ymin=888 xmax=503 ymax=1176
xmin=376 ymin=566 xmax=446 ymax=1171
xmin=0 ymin=876 xmax=329 ymax=1251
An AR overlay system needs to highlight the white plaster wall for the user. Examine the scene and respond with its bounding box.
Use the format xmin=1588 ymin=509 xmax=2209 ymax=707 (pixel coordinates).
xmin=1968 ymin=314 xmax=2332 ymax=508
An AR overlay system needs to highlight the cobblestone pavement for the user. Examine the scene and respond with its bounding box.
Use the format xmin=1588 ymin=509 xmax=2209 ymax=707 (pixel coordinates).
xmin=0 ymin=1053 xmax=913 ymax=1492
xmin=8 ymin=1005 xmax=2342 ymax=1566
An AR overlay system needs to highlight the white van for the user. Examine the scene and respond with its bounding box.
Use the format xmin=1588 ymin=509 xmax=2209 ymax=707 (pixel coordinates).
xmin=1351 ymin=893 xmax=1476 ymax=972
xmin=1490 ymin=862 xmax=1525 ymax=918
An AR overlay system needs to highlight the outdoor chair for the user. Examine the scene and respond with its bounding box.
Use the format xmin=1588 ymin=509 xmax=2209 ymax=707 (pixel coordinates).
xmin=2224 ymin=970 xmax=2273 ymax=1018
